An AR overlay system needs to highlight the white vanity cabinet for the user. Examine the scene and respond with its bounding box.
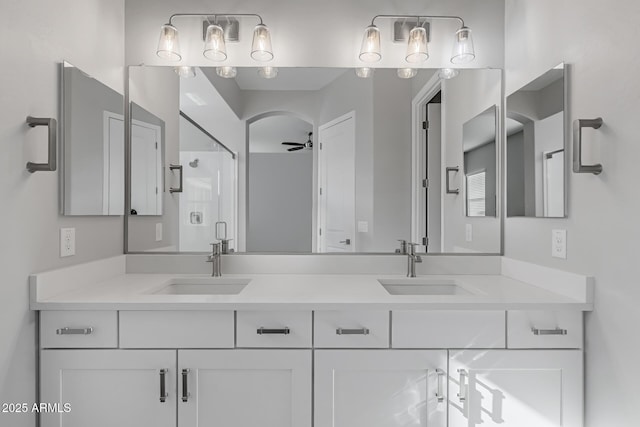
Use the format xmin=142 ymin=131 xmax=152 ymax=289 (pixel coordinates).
xmin=448 ymin=350 xmax=583 ymax=427
xmin=40 ymin=349 xmax=176 ymax=427
xmin=314 ymin=350 xmax=448 ymax=427
xmin=178 ymin=349 xmax=312 ymax=427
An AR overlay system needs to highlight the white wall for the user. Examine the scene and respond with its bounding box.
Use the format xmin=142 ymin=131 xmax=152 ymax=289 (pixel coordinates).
xmin=0 ymin=1 xmax=124 ymax=425
xmin=505 ymin=0 xmax=640 ymax=425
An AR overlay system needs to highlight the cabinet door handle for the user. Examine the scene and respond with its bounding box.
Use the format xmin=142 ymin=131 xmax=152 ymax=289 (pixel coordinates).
xmin=336 ymin=328 xmax=370 ymax=335
xmin=257 ymin=327 xmax=290 ymax=335
xmin=531 ymin=327 xmax=567 ymax=335
xmin=169 ymin=164 xmax=183 ymax=193
xmin=446 ymin=166 xmax=460 ymax=194
xmin=435 ymin=369 xmax=445 ymax=403
xmin=457 ymin=369 xmax=467 ymax=402
xmin=56 ymin=327 xmax=93 ymax=335
xmin=181 ymin=369 xmax=190 ymax=402
xmin=159 ymin=369 xmax=168 ymax=403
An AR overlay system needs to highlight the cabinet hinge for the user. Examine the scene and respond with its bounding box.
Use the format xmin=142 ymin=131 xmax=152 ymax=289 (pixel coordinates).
xmin=319 ymin=228 xmax=322 ymax=236
xmin=422 ymin=237 xmax=428 ymax=246
xmin=319 ymin=188 xmax=323 ymax=196
xmin=319 ymin=142 xmax=323 ymax=150
xmin=422 ymin=121 xmax=428 ymax=130
xmin=422 ymin=179 xmax=429 ymax=188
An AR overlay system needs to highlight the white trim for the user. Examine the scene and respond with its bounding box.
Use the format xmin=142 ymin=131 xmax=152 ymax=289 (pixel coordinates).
xmin=131 ymin=118 xmax=163 ymax=215
xmin=411 ymin=73 xmax=442 ymax=246
xmin=102 ymin=111 xmax=125 ymax=215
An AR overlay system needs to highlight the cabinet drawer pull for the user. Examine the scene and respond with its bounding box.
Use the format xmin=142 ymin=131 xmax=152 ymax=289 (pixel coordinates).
xmin=457 ymin=369 xmax=467 ymax=402
xmin=435 ymin=369 xmax=445 ymax=403
xmin=159 ymin=369 xmax=168 ymax=403
xmin=56 ymin=327 xmax=93 ymax=335
xmin=336 ymin=327 xmax=370 ymax=335
xmin=531 ymin=327 xmax=567 ymax=336
xmin=257 ymin=327 xmax=290 ymax=335
xmin=181 ymin=369 xmax=190 ymax=402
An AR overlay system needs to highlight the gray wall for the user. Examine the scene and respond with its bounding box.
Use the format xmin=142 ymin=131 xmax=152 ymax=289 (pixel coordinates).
xmin=464 ymin=141 xmax=497 ymax=217
xmin=505 ymin=0 xmax=640 ymax=425
xmin=0 ymin=1 xmax=124 ymax=425
xmin=507 ymin=130 xmax=525 ymax=216
xmin=247 ymin=153 xmax=313 ymax=252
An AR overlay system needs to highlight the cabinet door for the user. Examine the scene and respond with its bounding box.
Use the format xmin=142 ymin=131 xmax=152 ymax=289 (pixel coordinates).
xmin=449 ymin=350 xmax=582 ymax=427
xmin=40 ymin=350 xmax=176 ymax=427
xmin=315 ymin=350 xmax=447 ymax=427
xmin=179 ymin=349 xmax=312 ymax=427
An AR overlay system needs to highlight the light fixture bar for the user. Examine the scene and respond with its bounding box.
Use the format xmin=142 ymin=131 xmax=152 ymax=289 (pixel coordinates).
xmin=369 ymin=14 xmax=464 ymax=27
xmin=167 ymin=13 xmax=264 ymax=26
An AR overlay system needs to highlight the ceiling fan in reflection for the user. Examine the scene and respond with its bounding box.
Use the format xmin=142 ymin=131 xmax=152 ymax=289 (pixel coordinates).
xmin=281 ymin=132 xmax=313 ymax=152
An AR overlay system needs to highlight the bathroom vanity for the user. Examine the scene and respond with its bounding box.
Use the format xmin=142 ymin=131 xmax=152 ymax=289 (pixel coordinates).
xmin=31 ymin=255 xmax=592 ymax=427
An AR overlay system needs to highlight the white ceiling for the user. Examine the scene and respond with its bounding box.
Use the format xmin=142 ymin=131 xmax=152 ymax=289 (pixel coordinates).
xmin=250 ymin=115 xmax=313 ymax=154
xmin=463 ymin=107 xmax=497 ymax=151
xmin=232 ymin=67 xmax=349 ymax=91
xmin=519 ymin=67 xmax=563 ymax=91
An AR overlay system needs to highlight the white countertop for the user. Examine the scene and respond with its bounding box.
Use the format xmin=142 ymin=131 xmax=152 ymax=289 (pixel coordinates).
xmin=30 ymin=271 xmax=593 ymax=311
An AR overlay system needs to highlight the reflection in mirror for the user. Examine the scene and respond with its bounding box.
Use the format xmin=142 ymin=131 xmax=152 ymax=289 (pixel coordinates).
xmin=130 ymin=103 xmax=164 ymax=216
xmin=463 ymin=105 xmax=497 ymax=217
xmin=62 ymin=62 xmax=124 ymax=215
xmin=126 ymin=66 xmax=502 ymax=254
xmin=507 ymin=64 xmax=566 ymax=218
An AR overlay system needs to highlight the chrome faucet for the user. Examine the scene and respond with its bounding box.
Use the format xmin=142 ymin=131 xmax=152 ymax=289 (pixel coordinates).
xmin=206 ymin=242 xmax=222 ymax=277
xmin=406 ymin=243 xmax=423 ymax=278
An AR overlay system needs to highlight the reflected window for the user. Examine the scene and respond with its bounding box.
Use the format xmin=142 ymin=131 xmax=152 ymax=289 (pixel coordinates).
xmin=466 ymin=171 xmax=486 ymax=217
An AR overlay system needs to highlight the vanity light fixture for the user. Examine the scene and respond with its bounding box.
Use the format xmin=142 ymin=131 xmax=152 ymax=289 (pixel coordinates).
xmin=156 ymin=13 xmax=274 ymax=62
xmin=174 ymin=66 xmax=197 ymax=78
xmin=258 ymin=66 xmax=278 ymax=79
xmin=438 ymin=68 xmax=459 ymax=79
xmin=359 ymin=15 xmax=475 ymax=64
xmin=216 ymin=66 xmax=237 ymax=78
xmin=397 ymin=68 xmax=418 ymax=79
xmin=355 ymin=67 xmax=374 ymax=78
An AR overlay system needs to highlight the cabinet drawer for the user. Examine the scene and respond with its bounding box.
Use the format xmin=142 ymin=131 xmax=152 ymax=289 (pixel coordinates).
xmin=392 ymin=310 xmax=506 ymax=348
xmin=314 ymin=311 xmax=389 ymax=348
xmin=40 ymin=311 xmax=117 ymax=348
xmin=507 ymin=311 xmax=583 ymax=348
xmin=237 ymin=311 xmax=312 ymax=348
xmin=119 ymin=311 xmax=234 ymax=348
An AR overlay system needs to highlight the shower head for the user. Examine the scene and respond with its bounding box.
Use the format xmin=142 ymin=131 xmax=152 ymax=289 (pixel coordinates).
xmin=189 ymin=158 xmax=199 ymax=168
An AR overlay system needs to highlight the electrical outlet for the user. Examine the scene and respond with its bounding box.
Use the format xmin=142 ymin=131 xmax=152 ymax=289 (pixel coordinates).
xmin=552 ymin=229 xmax=567 ymax=259
xmin=465 ymin=224 xmax=473 ymax=242
xmin=155 ymin=223 xmax=163 ymax=242
xmin=60 ymin=228 xmax=75 ymax=257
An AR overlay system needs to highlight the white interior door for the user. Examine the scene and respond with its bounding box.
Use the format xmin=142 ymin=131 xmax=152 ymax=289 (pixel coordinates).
xmin=40 ymin=350 xmax=176 ymax=427
xmin=426 ymin=104 xmax=442 ymax=252
xmin=318 ymin=113 xmax=356 ymax=252
xmin=103 ymin=113 xmax=124 ymax=215
xmin=449 ymin=350 xmax=583 ymax=427
xmin=131 ymin=120 xmax=161 ymax=215
xmin=315 ymin=350 xmax=448 ymax=427
xmin=179 ymin=349 xmax=312 ymax=427
xmin=543 ymin=150 xmax=564 ymax=217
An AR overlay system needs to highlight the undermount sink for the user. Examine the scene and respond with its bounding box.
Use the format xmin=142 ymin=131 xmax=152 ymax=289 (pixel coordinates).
xmin=151 ymin=278 xmax=251 ymax=295
xmin=378 ymin=279 xmax=474 ymax=296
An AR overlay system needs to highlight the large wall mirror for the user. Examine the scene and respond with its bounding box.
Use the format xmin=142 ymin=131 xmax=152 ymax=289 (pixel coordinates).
xmin=507 ymin=63 xmax=566 ymax=218
xmin=126 ymin=66 xmax=502 ymax=254
xmin=61 ymin=62 xmax=124 ymax=215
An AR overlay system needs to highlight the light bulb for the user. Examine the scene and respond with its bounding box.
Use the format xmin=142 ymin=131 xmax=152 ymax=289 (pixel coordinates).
xmin=258 ymin=66 xmax=278 ymax=79
xmin=251 ymin=24 xmax=274 ymax=61
xmin=359 ymin=25 xmax=381 ymax=62
xmin=451 ymin=26 xmax=475 ymax=64
xmin=406 ymin=26 xmax=428 ymax=63
xmin=355 ymin=67 xmax=374 ymax=78
xmin=397 ymin=68 xmax=418 ymax=79
xmin=204 ymin=24 xmax=227 ymax=61
xmin=216 ymin=66 xmax=237 ymax=79
xmin=156 ymin=24 xmax=181 ymax=61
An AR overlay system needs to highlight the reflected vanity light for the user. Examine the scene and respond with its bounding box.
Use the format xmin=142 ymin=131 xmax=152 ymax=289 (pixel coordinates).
xmin=355 ymin=67 xmax=374 ymax=78
xmin=359 ymin=15 xmax=475 ymax=64
xmin=174 ymin=66 xmax=196 ymax=78
xmin=258 ymin=66 xmax=278 ymax=79
xmin=397 ymin=68 xmax=418 ymax=79
xmin=216 ymin=66 xmax=237 ymax=78
xmin=156 ymin=13 xmax=274 ymax=62
xmin=438 ymin=68 xmax=459 ymax=79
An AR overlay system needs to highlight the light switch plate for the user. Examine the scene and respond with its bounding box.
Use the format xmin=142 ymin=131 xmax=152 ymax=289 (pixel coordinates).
xmin=465 ymin=224 xmax=473 ymax=242
xmin=552 ymin=229 xmax=567 ymax=259
xmin=60 ymin=228 xmax=75 ymax=257
xmin=357 ymin=221 xmax=369 ymax=233
xmin=155 ymin=223 xmax=163 ymax=242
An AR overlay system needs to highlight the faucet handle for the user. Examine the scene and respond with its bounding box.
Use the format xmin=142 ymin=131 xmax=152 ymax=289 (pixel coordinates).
xmin=396 ymin=239 xmax=408 ymax=254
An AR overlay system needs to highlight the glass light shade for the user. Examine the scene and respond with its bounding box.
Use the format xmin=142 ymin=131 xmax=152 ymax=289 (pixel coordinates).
xmin=156 ymin=24 xmax=181 ymax=61
xmin=216 ymin=66 xmax=237 ymax=79
xmin=397 ymin=68 xmax=418 ymax=79
xmin=258 ymin=66 xmax=278 ymax=79
xmin=203 ymin=24 xmax=227 ymax=61
xmin=251 ymin=24 xmax=274 ymax=61
xmin=174 ymin=66 xmax=196 ymax=78
xmin=405 ymin=26 xmax=429 ymax=63
xmin=438 ymin=68 xmax=459 ymax=80
xmin=355 ymin=67 xmax=374 ymax=78
xmin=359 ymin=25 xmax=381 ymax=62
xmin=451 ymin=26 xmax=475 ymax=64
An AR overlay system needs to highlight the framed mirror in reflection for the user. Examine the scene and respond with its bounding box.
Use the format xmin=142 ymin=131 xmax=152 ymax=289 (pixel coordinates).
xmin=61 ymin=62 xmax=124 ymax=215
xmin=507 ymin=63 xmax=566 ymax=218
xmin=126 ymin=66 xmax=502 ymax=254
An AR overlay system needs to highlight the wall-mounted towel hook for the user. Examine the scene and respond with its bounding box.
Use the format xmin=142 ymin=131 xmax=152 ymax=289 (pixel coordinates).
xmin=573 ymin=117 xmax=603 ymax=175
xmin=26 ymin=116 xmax=57 ymax=173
